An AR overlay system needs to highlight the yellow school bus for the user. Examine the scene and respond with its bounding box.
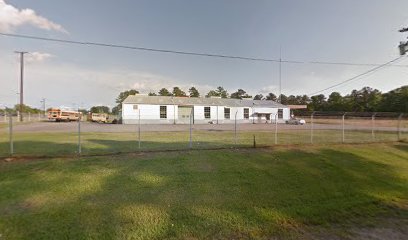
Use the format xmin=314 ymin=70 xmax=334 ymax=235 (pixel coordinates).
xmin=48 ymin=108 xmax=82 ymax=122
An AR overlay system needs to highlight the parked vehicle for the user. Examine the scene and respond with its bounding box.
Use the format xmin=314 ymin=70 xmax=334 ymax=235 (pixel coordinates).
xmin=89 ymin=113 xmax=109 ymax=123
xmin=48 ymin=108 xmax=82 ymax=122
xmin=285 ymin=118 xmax=306 ymax=125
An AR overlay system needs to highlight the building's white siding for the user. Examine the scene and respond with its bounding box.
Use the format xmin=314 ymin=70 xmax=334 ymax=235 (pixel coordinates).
xmin=122 ymin=104 xmax=177 ymax=124
xmin=122 ymin=103 xmax=290 ymax=124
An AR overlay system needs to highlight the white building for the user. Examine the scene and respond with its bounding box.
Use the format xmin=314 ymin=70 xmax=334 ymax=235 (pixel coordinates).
xmin=122 ymin=95 xmax=291 ymax=124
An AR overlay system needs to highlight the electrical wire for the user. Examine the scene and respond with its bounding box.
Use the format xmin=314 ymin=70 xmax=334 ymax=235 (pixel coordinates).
xmin=1 ymin=32 xmax=408 ymax=67
xmin=307 ymin=55 xmax=406 ymax=96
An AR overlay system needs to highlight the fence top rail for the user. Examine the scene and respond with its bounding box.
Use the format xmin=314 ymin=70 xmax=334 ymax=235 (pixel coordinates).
xmin=297 ymin=111 xmax=405 ymax=118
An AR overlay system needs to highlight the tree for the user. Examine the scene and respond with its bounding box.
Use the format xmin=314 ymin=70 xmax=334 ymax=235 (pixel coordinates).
xmin=253 ymin=94 xmax=264 ymax=100
xmin=362 ymin=87 xmax=382 ymax=112
xmin=189 ymin=87 xmax=200 ymax=97
xmin=217 ymin=86 xmax=228 ymax=98
xmin=308 ymin=94 xmax=326 ymax=111
xmin=112 ymin=89 xmax=139 ymax=114
xmin=90 ymin=106 xmax=110 ymax=113
xmin=344 ymin=87 xmax=382 ymax=112
xmin=158 ymin=88 xmax=172 ymax=96
xmin=230 ymin=89 xmax=252 ymax=99
xmin=206 ymin=86 xmax=228 ymax=98
xmin=287 ymin=95 xmax=298 ymax=105
xmin=300 ymin=95 xmax=311 ymax=105
xmin=326 ymin=92 xmax=344 ymax=111
xmin=78 ymin=109 xmax=88 ymax=115
xmin=378 ymin=85 xmax=408 ymax=112
xmin=280 ymin=94 xmax=289 ymax=105
xmin=206 ymin=90 xmax=219 ymax=98
xmin=265 ymin=93 xmax=277 ymax=101
xmin=148 ymin=92 xmax=157 ymax=96
xmin=14 ymin=104 xmax=43 ymax=114
xmin=172 ymin=87 xmax=187 ymax=97
xmin=111 ymin=106 xmax=120 ymax=115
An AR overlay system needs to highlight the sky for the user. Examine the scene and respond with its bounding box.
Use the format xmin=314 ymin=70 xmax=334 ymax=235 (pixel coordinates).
xmin=0 ymin=0 xmax=408 ymax=110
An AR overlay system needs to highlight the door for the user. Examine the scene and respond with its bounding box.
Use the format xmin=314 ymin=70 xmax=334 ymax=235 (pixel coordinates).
xmin=257 ymin=114 xmax=263 ymax=123
xmin=178 ymin=106 xmax=193 ymax=124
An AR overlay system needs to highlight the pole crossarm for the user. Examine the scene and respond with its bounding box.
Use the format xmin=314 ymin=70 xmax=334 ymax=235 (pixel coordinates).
xmin=399 ymin=27 xmax=408 ymax=33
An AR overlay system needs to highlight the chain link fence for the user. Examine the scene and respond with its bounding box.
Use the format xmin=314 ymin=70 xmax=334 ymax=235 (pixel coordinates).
xmin=1 ymin=111 xmax=407 ymax=158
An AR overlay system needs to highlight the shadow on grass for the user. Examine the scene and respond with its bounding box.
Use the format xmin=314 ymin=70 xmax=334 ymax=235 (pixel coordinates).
xmin=393 ymin=142 xmax=408 ymax=152
xmin=1 ymin=143 xmax=408 ymax=239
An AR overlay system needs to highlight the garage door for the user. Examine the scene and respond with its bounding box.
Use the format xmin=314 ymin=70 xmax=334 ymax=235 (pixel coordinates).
xmin=178 ymin=106 xmax=193 ymax=124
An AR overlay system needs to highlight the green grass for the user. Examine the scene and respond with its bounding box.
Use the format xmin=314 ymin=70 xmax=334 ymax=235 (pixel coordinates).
xmin=0 ymin=143 xmax=407 ymax=239
xmin=0 ymin=129 xmax=405 ymax=157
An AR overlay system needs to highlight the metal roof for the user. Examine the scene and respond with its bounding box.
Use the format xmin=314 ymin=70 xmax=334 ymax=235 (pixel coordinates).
xmin=123 ymin=95 xmax=287 ymax=108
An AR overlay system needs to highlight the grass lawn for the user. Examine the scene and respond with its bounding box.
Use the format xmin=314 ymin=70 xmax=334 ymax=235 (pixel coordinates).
xmin=0 ymin=129 xmax=404 ymax=157
xmin=1 ymin=143 xmax=407 ymax=239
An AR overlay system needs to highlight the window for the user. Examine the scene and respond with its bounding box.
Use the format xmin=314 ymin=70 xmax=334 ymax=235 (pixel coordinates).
xmin=278 ymin=109 xmax=283 ymax=119
xmin=133 ymin=105 xmax=138 ymax=110
xmin=160 ymin=106 xmax=167 ymax=119
xmin=204 ymin=107 xmax=211 ymax=119
xmin=243 ymin=108 xmax=249 ymax=119
xmin=224 ymin=108 xmax=230 ymax=119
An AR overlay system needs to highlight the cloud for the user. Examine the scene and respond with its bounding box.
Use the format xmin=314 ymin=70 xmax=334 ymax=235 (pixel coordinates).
xmin=0 ymin=0 xmax=67 ymax=33
xmin=26 ymin=52 xmax=53 ymax=62
xmin=259 ymin=85 xmax=278 ymax=94
xmin=0 ymin=58 xmax=218 ymax=107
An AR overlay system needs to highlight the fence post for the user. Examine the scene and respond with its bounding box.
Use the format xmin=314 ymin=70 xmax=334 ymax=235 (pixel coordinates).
xmin=234 ymin=111 xmax=238 ymax=146
xmin=189 ymin=108 xmax=193 ymax=149
xmin=17 ymin=111 xmax=20 ymax=122
xmin=9 ymin=114 xmax=13 ymax=156
xmin=398 ymin=113 xmax=403 ymax=141
xmin=310 ymin=112 xmax=315 ymax=144
xmin=342 ymin=113 xmax=346 ymax=143
xmin=371 ymin=113 xmax=376 ymax=141
xmin=275 ymin=113 xmax=278 ymax=145
xmin=138 ymin=109 xmax=141 ymax=149
xmin=78 ymin=116 xmax=81 ymax=155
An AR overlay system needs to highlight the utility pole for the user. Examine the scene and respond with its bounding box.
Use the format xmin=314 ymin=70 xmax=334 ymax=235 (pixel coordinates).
xmin=40 ymin=98 xmax=46 ymax=116
xmin=398 ymin=27 xmax=408 ymax=55
xmin=279 ymin=46 xmax=282 ymax=103
xmin=15 ymin=51 xmax=28 ymax=122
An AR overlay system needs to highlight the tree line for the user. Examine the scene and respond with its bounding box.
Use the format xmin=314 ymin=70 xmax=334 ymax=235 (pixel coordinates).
xmin=3 ymin=85 xmax=405 ymax=115
xmin=306 ymin=86 xmax=408 ymax=112
xmin=254 ymin=86 xmax=407 ymax=113
xmin=1 ymin=104 xmax=44 ymax=115
xmin=105 ymin=85 xmax=407 ymax=114
xmin=109 ymin=87 xmax=254 ymax=114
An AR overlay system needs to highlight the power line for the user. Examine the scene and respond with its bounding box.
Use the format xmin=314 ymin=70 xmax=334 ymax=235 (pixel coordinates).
xmin=1 ymin=32 xmax=408 ymax=68
xmin=308 ymin=55 xmax=406 ymax=96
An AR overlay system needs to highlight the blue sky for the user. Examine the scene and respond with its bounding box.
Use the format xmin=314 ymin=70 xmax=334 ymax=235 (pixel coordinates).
xmin=1 ymin=0 xmax=408 ymax=109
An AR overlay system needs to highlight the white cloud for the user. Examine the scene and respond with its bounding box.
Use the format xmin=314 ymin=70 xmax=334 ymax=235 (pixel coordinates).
xmin=259 ymin=85 xmax=278 ymax=94
xmin=0 ymin=57 xmax=219 ymax=108
xmin=26 ymin=52 xmax=53 ymax=62
xmin=0 ymin=0 xmax=67 ymax=33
